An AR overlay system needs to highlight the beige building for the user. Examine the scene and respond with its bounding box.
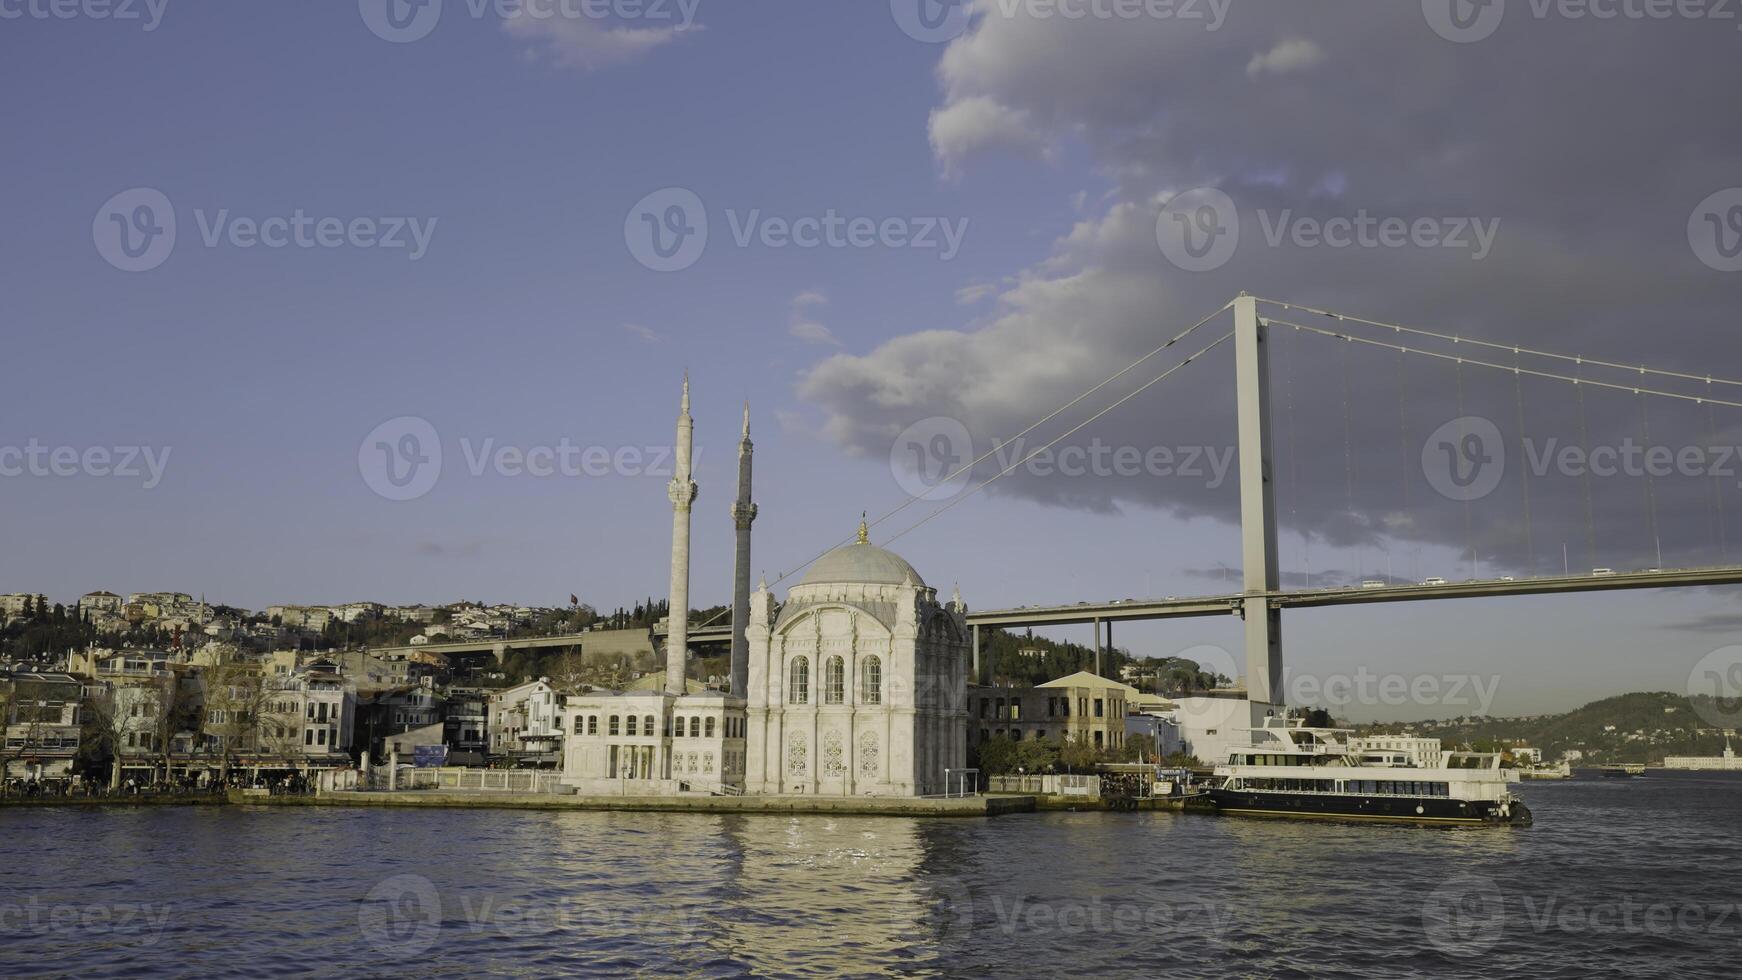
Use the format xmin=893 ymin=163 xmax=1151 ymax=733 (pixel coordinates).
xmin=968 ymin=670 xmax=1136 ymax=752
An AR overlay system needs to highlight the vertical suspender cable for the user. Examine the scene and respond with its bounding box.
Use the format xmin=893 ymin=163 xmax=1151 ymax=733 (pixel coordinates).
xmin=1575 ymin=371 xmax=1598 ymax=573
xmin=1639 ymin=391 xmax=1662 ymax=569
xmin=1397 ymin=347 xmax=1412 ymax=583
xmin=1513 ymin=349 xmax=1535 ymax=572
xmin=1454 ymin=356 xmax=1476 ymax=579
xmin=1708 ymin=392 xmax=1730 ymax=564
xmin=1341 ymin=336 xmax=1359 ymax=578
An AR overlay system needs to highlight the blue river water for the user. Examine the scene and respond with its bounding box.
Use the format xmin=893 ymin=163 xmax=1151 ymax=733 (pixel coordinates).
xmin=1 ymin=771 xmax=1739 ymax=978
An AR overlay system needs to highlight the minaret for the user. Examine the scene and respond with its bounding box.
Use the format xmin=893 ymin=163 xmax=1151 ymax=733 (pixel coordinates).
xmin=729 ymin=402 xmax=757 ymax=696
xmin=665 ymin=374 xmax=698 ymax=696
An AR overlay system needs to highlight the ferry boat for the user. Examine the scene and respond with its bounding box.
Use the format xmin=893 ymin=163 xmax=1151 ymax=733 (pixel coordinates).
xmin=1207 ymin=718 xmax=1532 ymax=827
xmin=1600 ymin=763 xmax=1646 ymax=778
xmin=1518 ymin=761 xmax=1572 ymax=780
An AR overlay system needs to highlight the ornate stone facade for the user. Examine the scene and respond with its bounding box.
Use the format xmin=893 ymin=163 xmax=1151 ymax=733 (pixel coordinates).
xmin=743 ymin=524 xmax=971 ymax=797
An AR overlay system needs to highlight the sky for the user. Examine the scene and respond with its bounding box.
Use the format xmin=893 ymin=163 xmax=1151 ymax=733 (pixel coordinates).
xmin=4 ymin=0 xmax=1742 ymax=719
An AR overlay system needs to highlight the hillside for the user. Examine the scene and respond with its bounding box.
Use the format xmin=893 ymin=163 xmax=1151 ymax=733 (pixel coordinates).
xmin=1357 ymin=692 xmax=1738 ymax=765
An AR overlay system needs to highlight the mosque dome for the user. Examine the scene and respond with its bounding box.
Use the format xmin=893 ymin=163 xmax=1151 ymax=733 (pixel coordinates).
xmin=799 ymin=521 xmax=925 ymax=588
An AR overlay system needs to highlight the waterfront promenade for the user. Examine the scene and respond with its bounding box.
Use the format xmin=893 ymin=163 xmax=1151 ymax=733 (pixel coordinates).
xmin=227 ymin=788 xmax=1036 ymax=817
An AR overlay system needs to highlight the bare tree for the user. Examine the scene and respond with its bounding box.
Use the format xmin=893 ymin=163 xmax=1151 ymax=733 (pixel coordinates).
xmin=83 ymin=685 xmax=149 ymax=791
xmin=201 ymin=655 xmax=270 ymax=781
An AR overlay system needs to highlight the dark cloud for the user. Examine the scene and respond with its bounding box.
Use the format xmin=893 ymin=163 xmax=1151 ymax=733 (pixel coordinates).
xmin=801 ymin=2 xmax=1742 ymax=578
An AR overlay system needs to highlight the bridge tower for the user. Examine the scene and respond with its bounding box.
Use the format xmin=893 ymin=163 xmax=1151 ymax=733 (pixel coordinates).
xmin=1234 ymin=295 xmax=1284 ymax=726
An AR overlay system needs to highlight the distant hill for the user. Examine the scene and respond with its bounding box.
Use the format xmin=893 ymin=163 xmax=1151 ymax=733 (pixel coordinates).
xmin=1357 ymin=692 xmax=1738 ymax=765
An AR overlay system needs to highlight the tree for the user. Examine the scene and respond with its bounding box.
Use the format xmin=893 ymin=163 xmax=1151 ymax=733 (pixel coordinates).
xmin=201 ymin=655 xmax=269 ymax=781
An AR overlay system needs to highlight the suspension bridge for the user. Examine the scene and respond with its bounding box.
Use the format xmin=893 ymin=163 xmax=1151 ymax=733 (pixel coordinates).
xmin=836 ymin=294 xmax=1742 ymax=727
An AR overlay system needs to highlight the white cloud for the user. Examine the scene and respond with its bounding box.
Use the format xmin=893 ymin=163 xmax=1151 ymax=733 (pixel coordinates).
xmin=624 ymin=323 xmax=663 ymax=343
xmin=500 ymin=10 xmax=698 ymax=71
xmin=1245 ymin=39 xmax=1325 ymax=79
xmin=928 ymin=96 xmax=1046 ymax=173
xmin=955 ymin=282 xmax=998 ymax=305
xmin=787 ymin=291 xmax=841 ymax=347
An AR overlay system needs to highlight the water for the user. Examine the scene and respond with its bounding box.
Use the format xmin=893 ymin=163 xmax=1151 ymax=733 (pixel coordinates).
xmin=2 ymin=773 xmax=1739 ymax=978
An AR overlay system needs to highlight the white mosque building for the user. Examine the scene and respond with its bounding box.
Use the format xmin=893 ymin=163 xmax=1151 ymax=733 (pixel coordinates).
xmin=558 ymin=379 xmax=970 ymax=797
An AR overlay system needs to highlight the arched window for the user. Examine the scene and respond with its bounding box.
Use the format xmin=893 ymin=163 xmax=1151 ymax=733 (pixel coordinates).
xmin=861 ymin=656 xmax=882 ymax=705
xmin=705 ymin=717 xmax=716 ymax=738
xmin=690 ymin=717 xmax=701 ymax=738
xmin=789 ymin=656 xmax=810 ymax=704
xmin=588 ymin=715 xmax=598 ymax=735
xmin=644 ymin=715 xmax=655 ymax=737
xmin=825 ymin=656 xmax=845 ymax=704
xmin=608 ymin=715 xmax=620 ymax=736
xmin=626 ymin=715 xmax=637 ymax=736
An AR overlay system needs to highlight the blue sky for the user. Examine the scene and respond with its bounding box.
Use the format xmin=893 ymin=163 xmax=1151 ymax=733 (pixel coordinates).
xmin=6 ymin=1 xmax=1742 ymax=719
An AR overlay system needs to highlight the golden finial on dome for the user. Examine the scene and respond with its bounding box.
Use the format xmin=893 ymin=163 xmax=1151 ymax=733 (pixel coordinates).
xmin=857 ymin=512 xmax=869 ymax=545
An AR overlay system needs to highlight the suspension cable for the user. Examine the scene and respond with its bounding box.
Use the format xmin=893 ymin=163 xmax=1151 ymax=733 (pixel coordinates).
xmin=882 ymin=332 xmax=1235 ymax=548
xmin=1253 ymin=297 xmax=1742 ymax=390
xmin=1262 ymin=318 xmax=1742 ymax=410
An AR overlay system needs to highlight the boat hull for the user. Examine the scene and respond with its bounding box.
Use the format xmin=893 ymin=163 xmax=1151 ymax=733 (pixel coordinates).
xmin=1208 ymin=788 xmax=1530 ymax=826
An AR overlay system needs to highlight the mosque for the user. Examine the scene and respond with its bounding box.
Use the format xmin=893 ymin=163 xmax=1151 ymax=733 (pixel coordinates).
xmin=559 ymin=379 xmax=971 ymax=796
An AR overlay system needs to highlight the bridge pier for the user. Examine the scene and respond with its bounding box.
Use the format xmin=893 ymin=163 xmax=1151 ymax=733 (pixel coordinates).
xmin=492 ymin=642 xmax=508 ymax=665
xmin=1235 ymin=295 xmax=1285 ymax=726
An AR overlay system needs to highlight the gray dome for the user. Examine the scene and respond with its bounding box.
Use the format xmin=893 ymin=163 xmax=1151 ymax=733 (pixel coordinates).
xmin=800 ymin=542 xmax=925 ymax=588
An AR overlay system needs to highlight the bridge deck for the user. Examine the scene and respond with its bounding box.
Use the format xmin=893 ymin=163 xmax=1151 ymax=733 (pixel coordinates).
xmin=965 ymin=566 xmax=1742 ymax=629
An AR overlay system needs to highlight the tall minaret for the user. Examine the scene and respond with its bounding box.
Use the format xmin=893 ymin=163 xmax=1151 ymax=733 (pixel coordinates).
xmin=665 ymin=374 xmax=698 ymax=696
xmin=729 ymin=401 xmax=757 ymax=696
